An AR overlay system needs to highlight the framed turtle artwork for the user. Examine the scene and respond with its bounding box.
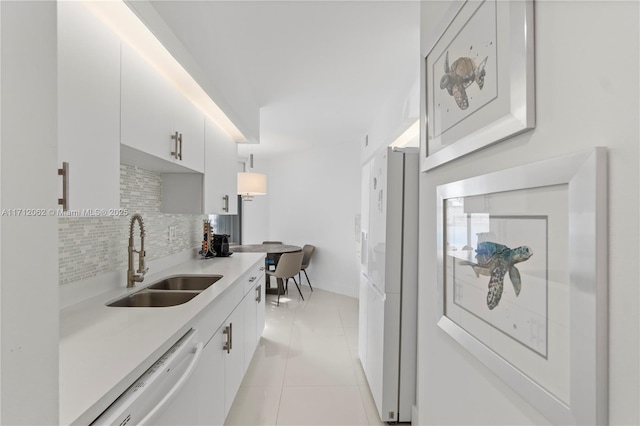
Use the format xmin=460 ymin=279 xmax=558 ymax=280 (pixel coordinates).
xmin=421 ymin=0 xmax=535 ymax=172
xmin=435 ymin=148 xmax=608 ymax=425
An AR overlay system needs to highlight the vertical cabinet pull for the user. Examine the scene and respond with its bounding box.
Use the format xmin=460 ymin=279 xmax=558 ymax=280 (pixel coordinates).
xmin=171 ymin=131 xmax=183 ymax=161
xmin=223 ymin=323 xmax=233 ymax=353
xmin=223 ymin=195 xmax=229 ymax=212
xmin=171 ymin=131 xmax=179 ymax=159
xmin=256 ymin=285 xmax=262 ymax=303
xmin=58 ymin=162 xmax=69 ymax=211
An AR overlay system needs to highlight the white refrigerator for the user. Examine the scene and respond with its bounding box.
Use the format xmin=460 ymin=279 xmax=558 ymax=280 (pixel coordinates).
xmin=358 ymin=146 xmax=418 ymax=423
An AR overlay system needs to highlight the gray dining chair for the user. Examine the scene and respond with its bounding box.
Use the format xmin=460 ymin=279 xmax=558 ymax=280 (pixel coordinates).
xmin=298 ymin=244 xmax=315 ymax=292
xmin=265 ymin=251 xmax=304 ymax=306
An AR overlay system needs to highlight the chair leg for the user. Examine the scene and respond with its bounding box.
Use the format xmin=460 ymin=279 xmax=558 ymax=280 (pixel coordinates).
xmin=277 ymin=277 xmax=282 ymax=306
xmin=303 ymin=270 xmax=313 ymax=291
xmin=292 ymin=276 xmax=304 ymax=301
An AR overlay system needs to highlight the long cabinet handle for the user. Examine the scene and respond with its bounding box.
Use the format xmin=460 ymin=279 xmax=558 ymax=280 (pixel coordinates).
xmin=223 ymin=323 xmax=233 ymax=353
xmin=223 ymin=195 xmax=229 ymax=212
xmin=58 ymin=162 xmax=69 ymax=211
xmin=171 ymin=131 xmax=183 ymax=160
xmin=256 ymin=284 xmax=262 ymax=303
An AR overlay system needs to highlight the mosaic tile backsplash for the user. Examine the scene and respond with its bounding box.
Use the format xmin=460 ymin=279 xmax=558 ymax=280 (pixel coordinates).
xmin=58 ymin=164 xmax=205 ymax=285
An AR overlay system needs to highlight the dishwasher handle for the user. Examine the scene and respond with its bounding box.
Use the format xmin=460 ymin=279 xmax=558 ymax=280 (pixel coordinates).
xmin=138 ymin=341 xmax=204 ymax=426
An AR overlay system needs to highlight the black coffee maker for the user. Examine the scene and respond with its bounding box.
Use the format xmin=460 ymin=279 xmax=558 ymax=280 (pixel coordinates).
xmin=212 ymin=234 xmax=232 ymax=257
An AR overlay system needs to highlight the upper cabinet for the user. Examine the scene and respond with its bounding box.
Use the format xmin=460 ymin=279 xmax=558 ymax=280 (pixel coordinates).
xmin=121 ymin=44 xmax=204 ymax=173
xmin=174 ymin=94 xmax=205 ymax=173
xmin=204 ymin=118 xmax=238 ymax=215
xmin=162 ymin=117 xmax=239 ymax=215
xmin=58 ymin=3 xmax=240 ymax=215
xmin=58 ymin=1 xmax=120 ymax=211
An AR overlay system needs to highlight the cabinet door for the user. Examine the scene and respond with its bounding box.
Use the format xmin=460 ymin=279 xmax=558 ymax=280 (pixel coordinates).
xmin=204 ymin=118 xmax=238 ymax=214
xmin=173 ymin=93 xmax=205 ymax=173
xmin=58 ymin=1 xmax=120 ymax=211
xmin=224 ymin=304 xmax=245 ymax=418
xmin=243 ymin=285 xmax=257 ymax=372
xmin=121 ymin=43 xmax=175 ymax=162
xmin=256 ymin=273 xmax=266 ymax=340
xmin=200 ymin=326 xmax=227 ymax=426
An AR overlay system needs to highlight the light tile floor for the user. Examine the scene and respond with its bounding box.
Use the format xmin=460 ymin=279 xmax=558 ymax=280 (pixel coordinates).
xmin=225 ymin=285 xmax=384 ymax=426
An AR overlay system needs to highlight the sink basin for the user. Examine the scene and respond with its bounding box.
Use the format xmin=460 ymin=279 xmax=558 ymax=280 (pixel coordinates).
xmin=147 ymin=275 xmax=223 ymax=291
xmin=107 ymin=290 xmax=197 ymax=307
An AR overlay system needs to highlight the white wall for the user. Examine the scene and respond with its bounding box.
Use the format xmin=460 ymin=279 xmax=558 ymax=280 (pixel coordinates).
xmin=263 ymin=142 xmax=362 ymax=298
xmin=418 ymin=1 xmax=639 ymax=425
xmin=362 ymin=63 xmax=420 ymax=163
xmin=0 ymin=2 xmax=59 ymax=423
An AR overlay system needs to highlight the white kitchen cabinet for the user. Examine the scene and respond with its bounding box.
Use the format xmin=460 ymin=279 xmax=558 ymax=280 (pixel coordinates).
xmin=194 ymin=300 xmax=252 ymax=425
xmin=174 ymin=93 xmax=205 ymax=173
xmin=204 ymin=117 xmax=238 ymax=214
xmin=223 ymin=303 xmax=246 ymax=418
xmin=121 ymin=43 xmax=204 ymax=173
xmin=256 ymin=274 xmax=266 ymax=344
xmin=244 ymin=273 xmax=266 ymax=371
xmin=121 ymin=43 xmax=174 ymax=164
xmin=195 ymin=263 xmax=264 ymax=423
xmin=57 ymin=1 xmax=120 ymax=211
xmin=162 ymin=116 xmax=238 ymax=214
xmin=243 ymin=287 xmax=257 ymax=372
xmin=200 ymin=325 xmax=227 ymax=425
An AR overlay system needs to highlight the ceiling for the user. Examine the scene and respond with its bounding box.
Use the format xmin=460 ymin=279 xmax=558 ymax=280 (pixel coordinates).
xmin=146 ymin=1 xmax=420 ymax=160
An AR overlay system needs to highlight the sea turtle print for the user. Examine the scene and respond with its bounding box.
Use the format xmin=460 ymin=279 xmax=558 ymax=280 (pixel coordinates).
xmin=460 ymin=242 xmax=533 ymax=310
xmin=439 ymin=51 xmax=488 ymax=110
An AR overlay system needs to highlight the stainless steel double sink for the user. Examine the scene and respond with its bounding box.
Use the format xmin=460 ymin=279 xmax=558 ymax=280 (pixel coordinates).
xmin=107 ymin=275 xmax=223 ymax=307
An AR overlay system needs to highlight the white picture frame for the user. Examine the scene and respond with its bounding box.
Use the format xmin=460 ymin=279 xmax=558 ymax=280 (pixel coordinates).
xmin=423 ymin=0 xmax=535 ymax=172
xmin=435 ymin=148 xmax=608 ymax=425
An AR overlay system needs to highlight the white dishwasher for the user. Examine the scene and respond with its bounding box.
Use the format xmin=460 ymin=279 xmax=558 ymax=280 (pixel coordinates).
xmin=91 ymin=328 xmax=205 ymax=426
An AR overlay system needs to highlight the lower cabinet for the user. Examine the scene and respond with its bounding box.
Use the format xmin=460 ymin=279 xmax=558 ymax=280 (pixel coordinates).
xmin=244 ymin=285 xmax=257 ymax=372
xmin=194 ymin=261 xmax=266 ymax=424
xmin=200 ymin=327 xmax=226 ymax=426
xmin=223 ymin=302 xmax=246 ymax=418
xmin=196 ymin=302 xmax=246 ymax=425
xmin=256 ymin=277 xmax=266 ymax=343
xmin=243 ymin=273 xmax=266 ymax=371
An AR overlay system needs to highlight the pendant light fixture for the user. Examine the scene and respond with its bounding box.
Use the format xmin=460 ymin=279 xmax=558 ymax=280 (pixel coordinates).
xmin=238 ymin=154 xmax=267 ymax=201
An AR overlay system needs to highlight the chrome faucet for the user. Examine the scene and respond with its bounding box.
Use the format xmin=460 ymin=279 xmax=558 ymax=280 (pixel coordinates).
xmin=127 ymin=213 xmax=149 ymax=288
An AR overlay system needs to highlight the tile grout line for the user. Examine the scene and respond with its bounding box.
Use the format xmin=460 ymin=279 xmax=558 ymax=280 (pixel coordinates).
xmin=273 ymin=292 xmax=299 ymax=426
xmin=256 ymin=289 xmax=368 ymax=425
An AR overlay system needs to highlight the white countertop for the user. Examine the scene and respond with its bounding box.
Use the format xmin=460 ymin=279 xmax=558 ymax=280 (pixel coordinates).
xmin=59 ymin=253 xmax=264 ymax=426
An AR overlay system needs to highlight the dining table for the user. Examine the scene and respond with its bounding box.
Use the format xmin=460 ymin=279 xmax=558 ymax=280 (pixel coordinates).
xmin=230 ymin=243 xmax=302 ymax=294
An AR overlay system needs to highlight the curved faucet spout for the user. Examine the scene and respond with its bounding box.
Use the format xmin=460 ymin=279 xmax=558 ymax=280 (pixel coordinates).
xmin=127 ymin=213 xmax=148 ymax=288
